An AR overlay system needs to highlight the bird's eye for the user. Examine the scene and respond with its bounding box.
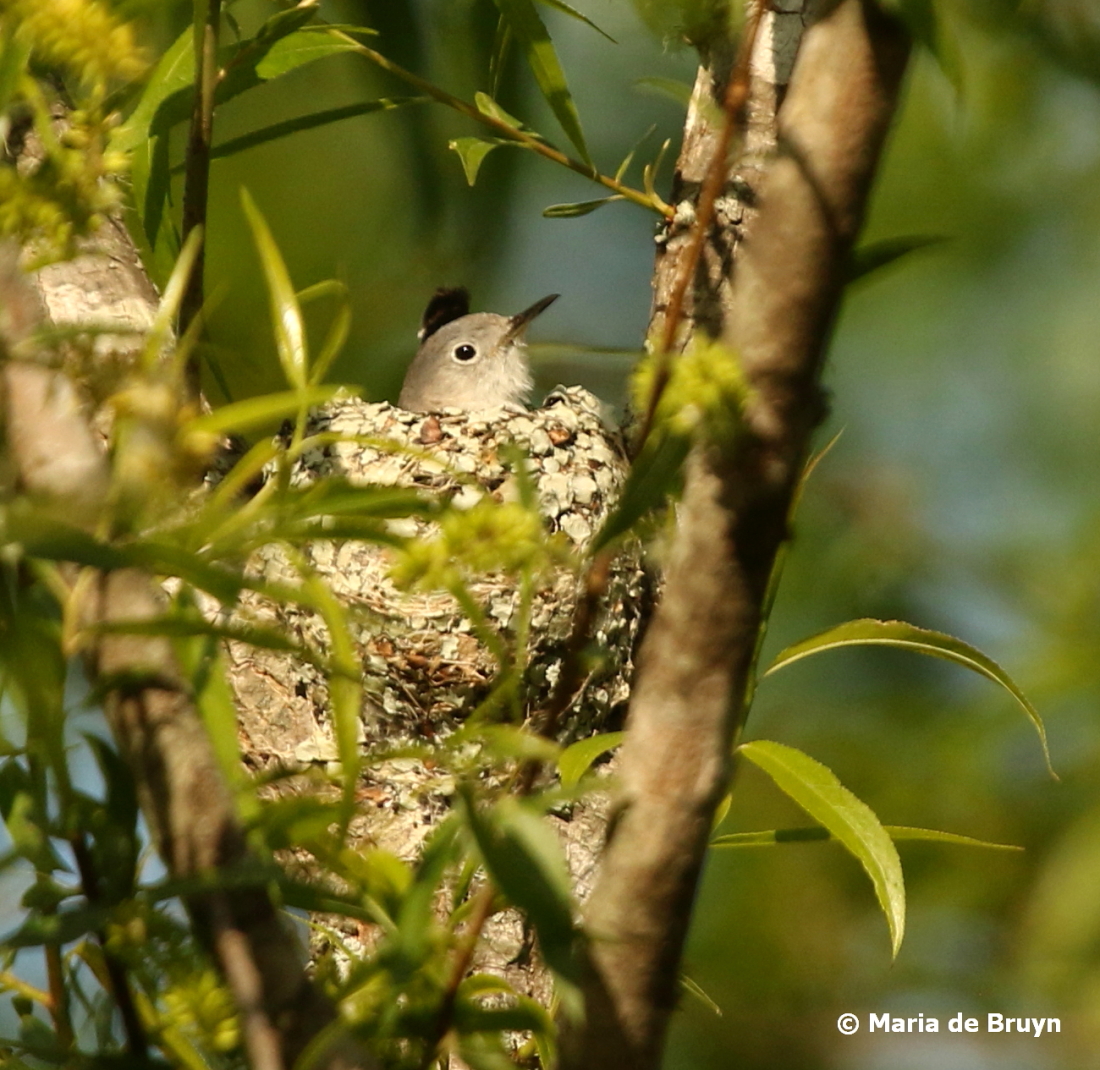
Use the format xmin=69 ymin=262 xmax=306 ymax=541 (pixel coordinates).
xmin=453 ymin=343 xmax=477 ymax=363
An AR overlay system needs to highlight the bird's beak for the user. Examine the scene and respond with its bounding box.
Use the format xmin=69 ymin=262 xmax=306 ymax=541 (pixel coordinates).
xmin=504 ymin=293 xmax=559 ymax=343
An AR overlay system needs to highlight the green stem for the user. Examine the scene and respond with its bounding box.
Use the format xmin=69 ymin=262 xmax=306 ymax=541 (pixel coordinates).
xmin=337 ymin=32 xmax=672 ymax=218
xmin=179 ymin=0 xmax=223 ymax=402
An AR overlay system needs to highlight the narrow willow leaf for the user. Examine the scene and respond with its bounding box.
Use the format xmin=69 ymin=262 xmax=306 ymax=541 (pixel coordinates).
xmin=847 ymin=235 xmax=947 ymax=285
xmin=712 ymin=826 xmax=1022 ymax=850
xmin=763 ymin=618 xmax=1054 ymax=777
xmin=536 ymin=0 xmax=617 ymax=42
xmin=490 ymin=15 xmax=513 ymax=98
xmin=310 ymin=288 xmax=351 ymax=386
xmin=460 ymin=792 xmax=580 ymax=983
xmin=187 ymin=386 xmax=340 ymax=436
xmin=634 ymin=75 xmax=693 ymax=107
xmin=240 ymin=189 xmax=308 ymax=390
xmin=176 ymin=635 xmax=259 ymax=822
xmin=643 ymin=138 xmax=672 ymax=203
xmin=739 ymin=739 xmax=906 ymax=957
xmin=613 ymin=124 xmax=655 ymax=182
xmin=542 ymin=196 xmax=622 ymax=218
xmin=450 ymin=136 xmax=506 ymax=185
xmin=590 ymin=430 xmax=690 ymax=553
xmin=558 ymin=731 xmax=624 ymax=788
xmin=681 ymin=975 xmax=722 ymax=1016
xmin=492 ymin=0 xmax=591 ymax=163
xmin=192 ymin=99 xmax=425 ymax=165
xmin=112 ymin=26 xmax=193 ymax=153
xmin=301 ymin=573 xmax=362 ymax=809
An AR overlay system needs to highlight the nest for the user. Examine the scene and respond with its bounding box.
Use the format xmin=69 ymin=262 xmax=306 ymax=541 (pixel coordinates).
xmin=223 ymin=386 xmax=648 ymax=861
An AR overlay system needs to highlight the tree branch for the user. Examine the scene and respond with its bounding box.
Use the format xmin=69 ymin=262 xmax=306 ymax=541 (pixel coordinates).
xmin=562 ymin=3 xmax=910 ymax=1066
xmin=0 ymin=256 xmax=377 ymax=1070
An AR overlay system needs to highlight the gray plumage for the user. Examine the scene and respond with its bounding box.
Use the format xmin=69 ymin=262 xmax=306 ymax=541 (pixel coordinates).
xmin=398 ymin=289 xmax=558 ymax=412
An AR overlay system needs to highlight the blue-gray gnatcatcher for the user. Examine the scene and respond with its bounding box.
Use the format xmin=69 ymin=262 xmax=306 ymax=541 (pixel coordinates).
xmin=398 ymin=287 xmax=559 ymax=413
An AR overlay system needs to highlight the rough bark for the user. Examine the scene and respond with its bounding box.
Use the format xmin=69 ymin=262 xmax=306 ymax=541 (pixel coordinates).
xmin=0 ymin=243 xmax=376 ymax=1069
xmin=562 ymin=3 xmax=911 ymax=1067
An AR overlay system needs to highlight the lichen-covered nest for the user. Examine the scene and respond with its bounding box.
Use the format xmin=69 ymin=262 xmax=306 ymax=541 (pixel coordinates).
xmin=223 ymin=386 xmax=646 ymax=854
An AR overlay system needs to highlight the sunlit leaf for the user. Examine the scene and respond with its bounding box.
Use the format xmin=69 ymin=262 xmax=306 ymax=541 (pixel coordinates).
xmin=474 ymin=90 xmax=529 ymax=130
xmin=738 ymin=739 xmax=906 ymax=957
xmin=252 ymin=27 xmax=362 ymax=80
xmin=187 ymin=386 xmax=340 ymax=437
xmin=0 ymin=33 xmax=31 ymax=115
xmin=450 ymin=136 xmax=508 ymax=185
xmin=112 ymin=26 xmax=194 ymax=154
xmin=492 ymin=0 xmax=591 ymax=163
xmin=240 ymin=188 xmax=308 ymax=390
xmin=542 ymin=196 xmax=622 ymax=218
xmin=711 ymin=825 xmax=1023 ymax=850
xmin=763 ymin=618 xmax=1054 ymax=777
xmin=558 ymin=731 xmax=624 ymax=788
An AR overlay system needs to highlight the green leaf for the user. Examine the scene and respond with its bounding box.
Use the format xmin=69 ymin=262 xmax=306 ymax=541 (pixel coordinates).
xmin=460 ymin=792 xmax=580 ymax=983
xmin=175 ymin=631 xmax=257 ymax=821
xmin=879 ymin=0 xmax=963 ymax=91
xmin=558 ymin=731 xmax=624 ymax=788
xmin=240 ymin=188 xmax=308 ymax=390
xmin=590 ymin=430 xmax=690 ymax=553
xmin=474 ymin=90 xmax=528 ymax=130
xmin=4 ymin=511 xmax=128 ymax=572
xmin=187 ymin=386 xmax=340 ymax=437
xmin=0 ymin=33 xmax=31 ymax=115
xmin=449 ymin=136 xmax=508 ymax=186
xmin=847 ymin=235 xmax=947 ymax=285
xmin=763 ymin=618 xmax=1054 ymax=777
xmin=738 ymin=739 xmax=906 ymax=957
xmin=535 ymin=0 xmax=617 ymax=42
xmin=169 ymin=99 xmax=425 ymax=167
xmin=633 ymin=75 xmax=693 ymax=108
xmin=681 ymin=974 xmax=722 ymax=1016
xmin=885 ymin=826 xmax=1023 ymax=850
xmin=712 ymin=826 xmax=1023 ymax=851
xmin=542 ymin=196 xmax=622 ymax=218
xmin=113 ymin=26 xmax=194 ymax=154
xmin=252 ymin=27 xmax=362 ymax=81
xmin=492 ymin=0 xmax=591 ymax=163
xmin=4 ymin=904 xmax=113 ymax=948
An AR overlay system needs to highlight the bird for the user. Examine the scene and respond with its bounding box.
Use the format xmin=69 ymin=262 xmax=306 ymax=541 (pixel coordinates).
xmin=398 ymin=287 xmax=559 ymax=413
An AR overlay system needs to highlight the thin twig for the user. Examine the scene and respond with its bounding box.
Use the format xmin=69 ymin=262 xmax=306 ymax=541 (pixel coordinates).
xmin=423 ymin=883 xmax=497 ymax=1068
xmin=209 ymin=896 xmax=286 ymax=1070
xmin=42 ymin=941 xmax=74 ymax=1049
xmin=179 ymin=0 xmax=223 ymax=402
xmin=632 ymin=0 xmax=767 ymax=454
xmin=69 ymin=834 xmax=149 ymax=1059
xmin=337 ymin=33 xmax=672 ymax=218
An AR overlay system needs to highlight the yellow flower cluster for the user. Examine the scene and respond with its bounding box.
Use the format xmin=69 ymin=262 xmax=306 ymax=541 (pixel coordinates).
xmin=632 ymin=336 xmax=750 ymax=445
xmin=0 ymin=0 xmax=146 ymax=93
xmin=391 ymin=497 xmax=567 ymax=592
xmin=161 ymin=968 xmax=241 ymax=1054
